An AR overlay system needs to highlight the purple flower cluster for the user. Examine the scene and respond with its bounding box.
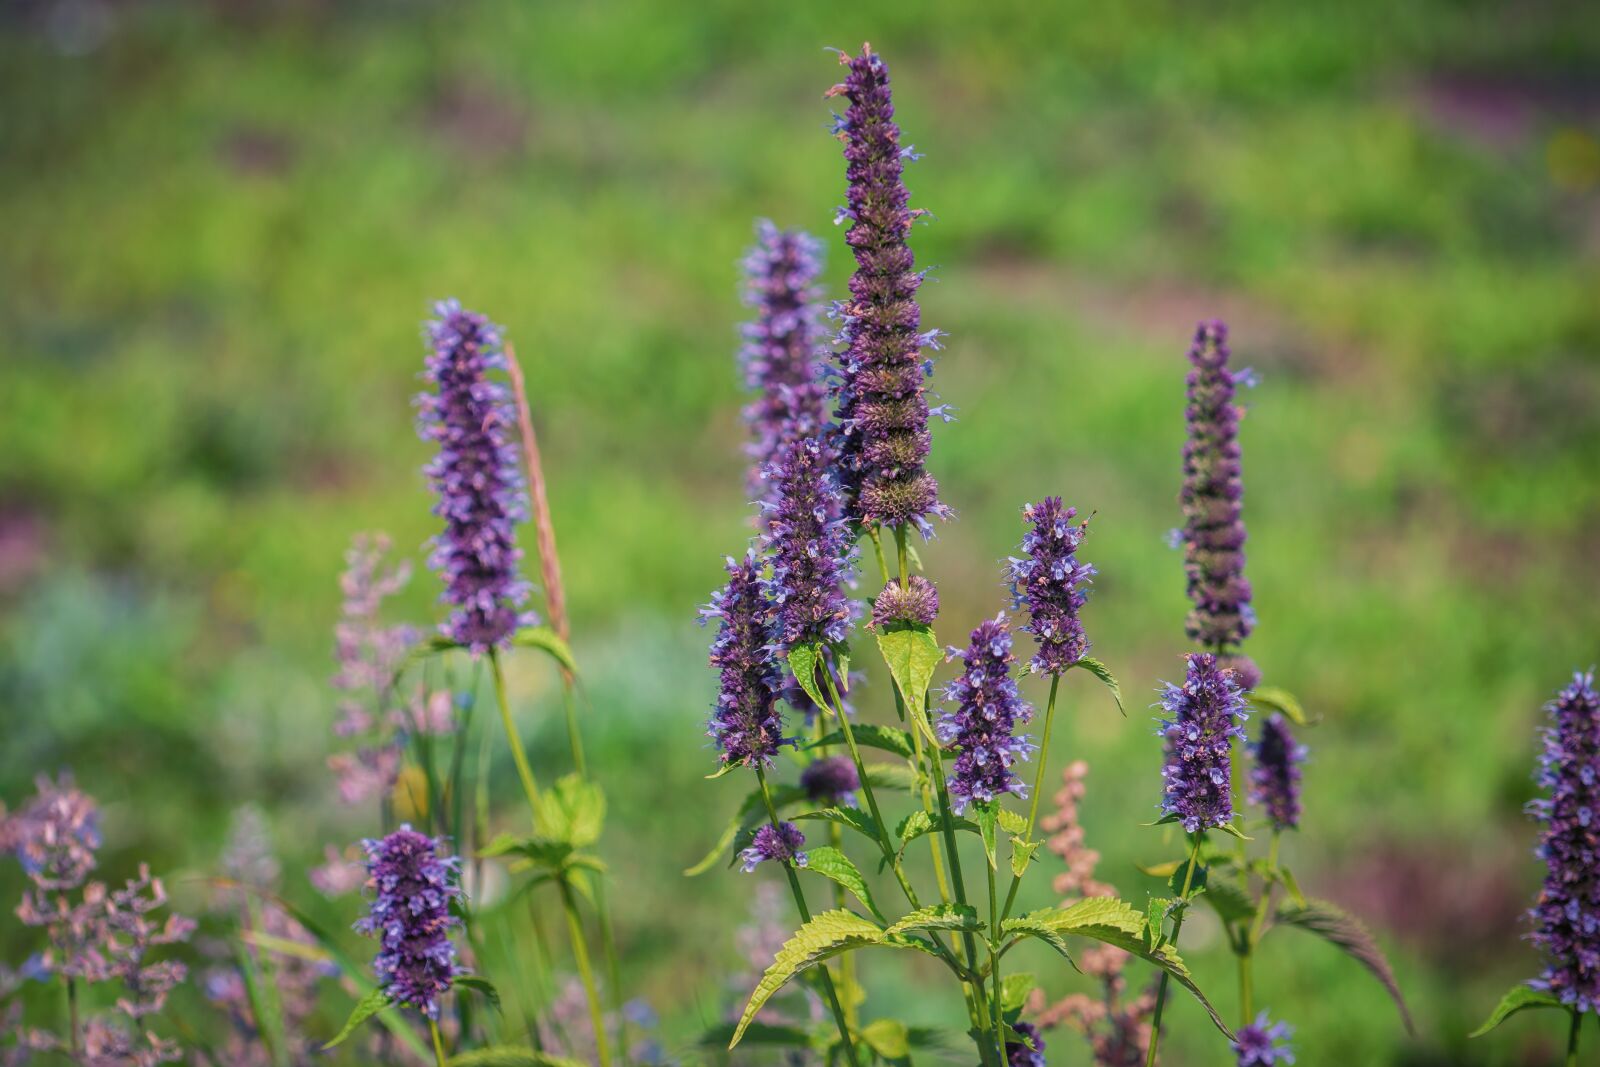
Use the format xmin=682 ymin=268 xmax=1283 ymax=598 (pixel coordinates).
xmin=1179 ymin=319 xmax=1253 ymax=652
xmin=740 ymin=822 xmax=808 ymax=873
xmin=871 ymin=575 xmax=939 ymax=628
xmin=354 ymin=826 xmax=464 ymax=1019
xmin=1232 ymin=1012 xmax=1295 ymax=1065
xmin=739 ymin=221 xmax=831 ymax=505
xmin=1157 ymin=653 xmax=1249 ymax=833
xmin=9 ymin=772 xmax=100 ymax=891
xmin=1250 ymin=714 xmax=1307 ymax=832
xmin=1006 ymin=1020 xmax=1047 ymax=1067
xmin=1007 ymin=498 xmax=1094 ymax=674
xmin=826 ymin=44 xmax=949 ymax=534
xmin=761 ymin=437 xmax=857 ymax=653
xmin=800 ymin=756 xmax=860 ymax=808
xmin=938 ymin=615 xmax=1034 ymax=814
xmin=702 ymin=553 xmax=788 ymax=768
xmin=1528 ymin=671 xmax=1600 ymax=1012
xmin=416 ymin=299 xmax=534 ymax=654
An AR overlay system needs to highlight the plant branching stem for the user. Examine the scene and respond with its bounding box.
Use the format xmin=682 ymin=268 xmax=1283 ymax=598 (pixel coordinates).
xmin=1145 ymin=833 xmax=1204 ymax=1067
xmin=1002 ymin=673 xmax=1061 ymax=921
xmin=1567 ymin=1007 xmax=1582 ymax=1067
xmin=429 ymin=1018 xmax=447 ymax=1067
xmin=488 ymin=649 xmax=542 ymax=814
xmin=559 ymin=876 xmax=611 ymax=1067
xmin=986 ymin=859 xmax=1006 ymax=1065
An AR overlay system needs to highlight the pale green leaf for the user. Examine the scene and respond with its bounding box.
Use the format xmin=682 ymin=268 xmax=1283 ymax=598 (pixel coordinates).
xmin=1009 ymin=836 xmax=1039 ymax=879
xmin=810 ymin=724 xmax=915 ymax=759
xmin=788 ymin=643 xmax=830 ymax=712
xmin=1071 ymin=656 xmax=1125 ymax=716
xmin=512 ymin=626 xmax=579 ymax=675
xmin=795 ymin=806 xmax=883 ymax=846
xmin=800 ymin=846 xmax=885 ymax=922
xmin=321 ymin=987 xmax=390 ymax=1050
xmin=875 ymin=623 xmax=942 ymax=715
xmin=972 ymin=802 xmax=999 ymax=870
xmin=886 ymin=903 xmax=981 ymax=936
xmin=1000 ymin=972 xmax=1036 ymax=1014
xmin=1248 ymin=686 xmax=1310 ymax=727
xmin=536 ymin=773 xmax=605 ymax=848
xmin=1469 ymin=984 xmax=1568 ymax=1038
xmin=731 ymin=910 xmax=901 ymax=1048
xmin=859 ymin=1018 xmax=911 ymax=1061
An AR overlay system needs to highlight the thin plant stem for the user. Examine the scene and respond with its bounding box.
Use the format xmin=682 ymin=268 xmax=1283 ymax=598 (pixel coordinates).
xmin=559 ymin=876 xmax=611 ymax=1067
xmin=429 ymin=1018 xmax=448 ymax=1067
xmin=1238 ymin=830 xmax=1281 ymax=1023
xmin=814 ymin=714 xmax=859 ymax=1028
xmin=488 ymin=649 xmax=542 ymax=815
xmin=594 ymin=878 xmax=628 ymax=1066
xmin=1567 ymin=1008 xmax=1582 ymax=1067
xmin=986 ymin=858 xmax=1006 ymax=1064
xmin=755 ymin=767 xmax=863 ymax=1067
xmin=868 ymin=525 xmax=890 ymax=584
xmin=66 ymin=977 xmax=79 ymax=1054
xmin=561 ymin=680 xmax=588 ymax=778
xmin=1002 ymin=673 xmax=1061 ymax=921
xmin=1145 ymin=833 xmax=1205 ymax=1067
xmin=930 ymin=741 xmax=1000 ymax=1067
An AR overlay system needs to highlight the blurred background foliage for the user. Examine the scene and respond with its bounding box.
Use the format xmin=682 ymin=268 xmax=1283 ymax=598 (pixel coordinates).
xmin=1 ymin=0 xmax=1598 ymax=1062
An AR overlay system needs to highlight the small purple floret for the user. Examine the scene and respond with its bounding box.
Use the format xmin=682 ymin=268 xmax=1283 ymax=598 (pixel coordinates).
xmin=1250 ymin=713 xmax=1306 ymax=832
xmin=1007 ymin=497 xmax=1094 ymax=674
xmin=1158 ymin=653 xmax=1249 ymax=833
xmin=354 ymin=826 xmax=464 ymax=1018
xmin=938 ymin=615 xmax=1034 ymax=814
xmin=1232 ymin=1011 xmax=1294 ymax=1065
xmin=740 ymin=822 xmax=808 ymax=873
xmin=701 ymin=553 xmax=788 ymax=769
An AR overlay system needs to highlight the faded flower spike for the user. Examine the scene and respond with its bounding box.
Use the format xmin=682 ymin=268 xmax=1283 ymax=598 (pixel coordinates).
xmin=800 ymin=755 xmax=860 ymax=808
xmin=1250 ymin=713 xmax=1307 ymax=831
xmin=1158 ymin=653 xmax=1249 ymax=833
xmin=871 ymin=574 xmax=938 ymax=628
xmin=1529 ymin=670 xmax=1600 ymax=1012
xmin=416 ymin=299 xmax=534 ymax=654
xmin=354 ymin=825 xmax=464 ymax=1019
xmin=826 ymin=43 xmax=950 ymax=534
xmin=1232 ymin=1011 xmax=1295 ymax=1065
xmin=760 ymin=437 xmax=857 ymax=653
xmin=1007 ymin=497 xmax=1094 ymax=674
xmin=1180 ymin=319 xmax=1253 ymax=651
xmin=701 ymin=552 xmax=788 ymax=768
xmin=739 ymin=220 xmax=831 ymax=506
xmin=740 ymin=822 xmax=808 ymax=873
xmin=938 ymin=614 xmax=1034 ymax=814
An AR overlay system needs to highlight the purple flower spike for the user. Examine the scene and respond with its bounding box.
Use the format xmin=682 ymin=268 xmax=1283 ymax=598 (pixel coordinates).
xmin=1180 ymin=320 xmax=1253 ymax=651
xmin=740 ymin=221 xmax=831 ymax=508
xmin=740 ymin=822 xmax=808 ymax=873
xmin=354 ymin=825 xmax=464 ymax=1019
xmin=1005 ymin=1020 xmax=1046 ymax=1067
xmin=871 ymin=575 xmax=939 ymax=628
xmin=1250 ymin=713 xmax=1307 ymax=832
xmin=938 ymin=614 xmax=1034 ymax=814
xmin=416 ymin=300 xmax=534 ymax=654
xmin=761 ymin=437 xmax=858 ymax=654
xmin=1232 ymin=1011 xmax=1295 ymax=1065
xmin=1007 ymin=498 xmax=1094 ymax=674
xmin=9 ymin=773 xmax=100 ymax=891
xmin=825 ymin=44 xmax=950 ymax=534
xmin=1529 ymin=670 xmax=1600 ymax=1013
xmin=1158 ymin=653 xmax=1249 ymax=833
xmin=800 ymin=756 xmax=860 ymax=808
xmin=701 ymin=553 xmax=788 ymax=769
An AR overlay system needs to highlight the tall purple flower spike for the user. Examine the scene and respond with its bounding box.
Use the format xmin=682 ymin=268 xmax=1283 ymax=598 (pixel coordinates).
xmin=1529 ymin=670 xmax=1600 ymax=1012
xmin=701 ymin=552 xmax=788 ymax=769
xmin=826 ymin=43 xmax=951 ymax=535
xmin=760 ymin=437 xmax=858 ymax=654
xmin=354 ymin=825 xmax=464 ymax=1019
xmin=1250 ymin=713 xmax=1307 ymax=832
xmin=739 ymin=221 xmax=831 ymax=509
xmin=938 ymin=614 xmax=1034 ymax=814
xmin=1007 ymin=497 xmax=1094 ymax=675
xmin=1157 ymin=653 xmax=1249 ymax=834
xmin=416 ymin=300 xmax=535 ymax=654
xmin=1180 ymin=320 xmax=1253 ymax=654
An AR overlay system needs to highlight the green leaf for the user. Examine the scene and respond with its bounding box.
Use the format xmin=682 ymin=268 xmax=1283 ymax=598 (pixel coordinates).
xmin=788 ymin=643 xmax=830 ymax=712
xmin=322 ymin=987 xmax=391 ymax=1050
xmin=995 ymin=807 xmax=1028 ymax=836
xmin=685 ymin=785 xmax=806 ymax=876
xmin=795 ymin=806 xmax=883 ymax=846
xmin=512 ymin=625 xmax=580 ymax=675
xmin=863 ymin=762 xmax=920 ymax=792
xmin=1277 ymin=865 xmax=1307 ymax=908
xmin=446 ymin=1047 xmax=590 ymax=1067
xmin=1248 ymin=686 xmax=1310 ymax=727
xmin=454 ymin=975 xmax=501 ymax=1014
xmin=1201 ymin=881 xmax=1255 ymax=925
xmin=875 ymin=622 xmax=942 ymax=716
xmin=1469 ymin=985 xmax=1569 ymax=1038
xmin=1275 ymin=898 xmax=1414 ymax=1033
xmin=697 ymin=1021 xmax=817 ymax=1049
xmin=859 ymin=1018 xmax=911 ymax=1062
xmin=1009 ymin=837 xmax=1040 ymax=879
xmin=973 ymin=802 xmax=999 ymax=870
xmin=480 ymin=833 xmax=574 ymax=871
xmin=1138 ymin=859 xmax=1183 ymax=878
xmin=1169 ymin=862 xmax=1207 ymax=897
xmin=1145 ymin=897 xmax=1175 ymax=947
xmin=800 ymin=846 xmax=885 ymax=922
xmin=810 ymin=724 xmax=916 ymax=759
xmin=1213 ymin=821 xmax=1252 ymax=841
xmin=1071 ymin=656 xmax=1125 ymax=716
xmin=1000 ymin=972 xmax=1037 ymax=1014
xmin=886 ymin=903 xmax=982 ymax=936
xmin=731 ymin=910 xmax=907 ymax=1048
xmin=896 ymin=809 xmax=979 ymax=857
xmin=536 ymin=773 xmax=606 ymax=847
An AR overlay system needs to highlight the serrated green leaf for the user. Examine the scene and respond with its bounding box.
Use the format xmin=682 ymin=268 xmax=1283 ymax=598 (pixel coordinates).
xmin=788 ymin=643 xmax=830 ymax=712
xmin=480 ymin=833 xmax=574 ymax=871
xmin=886 ymin=903 xmax=982 ymax=936
xmin=995 ymin=807 xmax=1028 ymax=835
xmin=1248 ymin=686 xmax=1310 ymax=727
xmin=446 ymin=1047 xmax=590 ymax=1067
xmin=810 ymin=724 xmax=916 ymax=759
xmin=1009 ymin=837 xmax=1040 ymax=878
xmin=454 ymin=975 xmax=501 ymax=1014
xmin=322 ymin=987 xmax=390 ymax=1050
xmin=731 ymin=910 xmax=911 ymax=1048
xmin=1275 ymin=898 xmax=1414 ymax=1033
xmin=536 ymin=773 xmax=605 ymax=847
xmin=1000 ymin=972 xmax=1037 ymax=1014
xmin=1469 ymin=984 xmax=1569 ymax=1038
xmin=1145 ymin=896 xmax=1174 ymax=947
xmin=1213 ymin=821 xmax=1252 ymax=841
xmin=896 ymin=809 xmax=979 ymax=859
xmin=1201 ymin=881 xmax=1255 ymax=925
xmin=801 ymin=846 xmax=885 ymax=922
xmin=973 ymin=802 xmax=999 ymax=869
xmin=859 ymin=1018 xmax=911 ymax=1061
xmin=1071 ymin=656 xmax=1125 ymax=716
xmin=795 ymin=806 xmax=884 ymax=846
xmin=875 ymin=622 xmax=942 ymax=715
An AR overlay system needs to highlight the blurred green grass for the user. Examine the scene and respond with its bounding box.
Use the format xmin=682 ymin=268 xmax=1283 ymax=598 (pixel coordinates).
xmin=2 ymin=0 xmax=1599 ymax=1062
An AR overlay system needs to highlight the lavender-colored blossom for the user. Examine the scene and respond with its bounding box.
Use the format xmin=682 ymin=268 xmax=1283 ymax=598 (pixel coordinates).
xmin=1250 ymin=714 xmax=1306 ymax=832
xmin=1007 ymin=498 xmax=1094 ymax=674
xmin=1179 ymin=320 xmax=1253 ymax=651
xmin=825 ymin=44 xmax=950 ymax=533
xmin=938 ymin=615 xmax=1034 ymax=814
xmin=871 ymin=575 xmax=938 ymax=628
xmin=8 ymin=772 xmax=100 ymax=891
xmin=354 ymin=826 xmax=464 ymax=1018
xmin=800 ymin=756 xmax=860 ymax=808
xmin=1006 ymin=1020 xmax=1047 ymax=1067
xmin=1157 ymin=653 xmax=1249 ymax=833
xmin=739 ymin=822 xmax=808 ymax=873
xmin=739 ymin=221 xmax=831 ymax=506
xmin=760 ymin=437 xmax=857 ymax=653
xmin=1232 ymin=1012 xmax=1294 ymax=1065
xmin=416 ymin=300 xmax=534 ymax=653
xmin=701 ymin=552 xmax=788 ymax=768
xmin=1528 ymin=670 xmax=1600 ymax=1012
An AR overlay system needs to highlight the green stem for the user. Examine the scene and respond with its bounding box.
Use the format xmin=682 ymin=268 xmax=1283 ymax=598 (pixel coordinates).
xmin=987 ymin=859 xmax=1006 ymax=1065
xmin=1002 ymin=673 xmax=1061 ymax=921
xmin=488 ymin=649 xmax=542 ymax=816
xmin=1145 ymin=834 xmax=1205 ymax=1067
xmin=1238 ymin=831 xmax=1281 ymax=1024
xmin=595 ymin=879 xmax=628 ymax=1066
xmin=894 ymin=524 xmax=909 ymax=588
xmin=66 ymin=976 xmax=79 ymax=1054
xmin=429 ymin=1018 xmax=448 ymax=1067
xmin=561 ymin=673 xmax=588 ymax=778
xmin=558 ymin=877 xmax=611 ymax=1067
xmin=868 ymin=525 xmax=890 ymax=584
xmin=931 ymin=742 xmax=1000 ymax=1067
xmin=755 ymin=767 xmax=863 ymax=1067
xmin=1567 ymin=1008 xmax=1582 ymax=1067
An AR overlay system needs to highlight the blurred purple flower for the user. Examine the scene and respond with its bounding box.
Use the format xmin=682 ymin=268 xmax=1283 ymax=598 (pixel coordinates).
xmin=701 ymin=552 xmax=789 ymax=769
xmin=740 ymin=822 xmax=808 ymax=873
xmin=800 ymin=756 xmax=860 ymax=808
xmin=1006 ymin=1020 xmax=1047 ymax=1067
xmin=1249 ymin=714 xmax=1306 ymax=832
xmin=1232 ymin=1011 xmax=1294 ymax=1065
xmin=355 ymin=825 xmax=464 ymax=1018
